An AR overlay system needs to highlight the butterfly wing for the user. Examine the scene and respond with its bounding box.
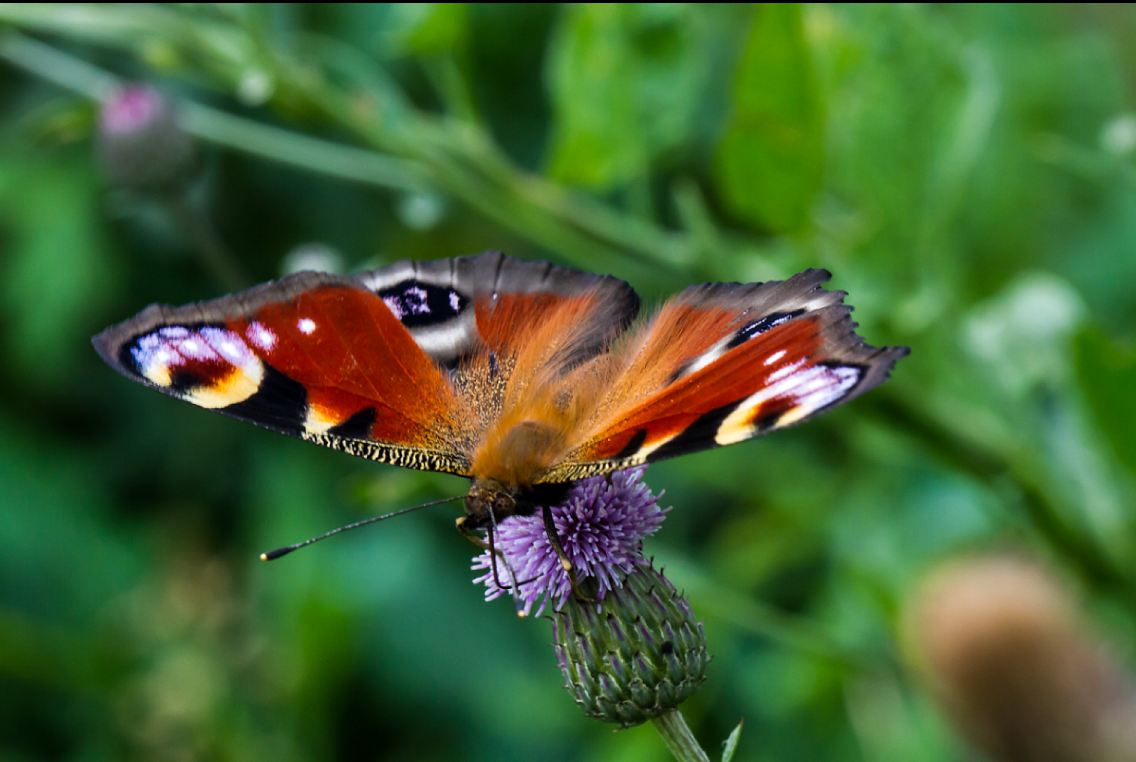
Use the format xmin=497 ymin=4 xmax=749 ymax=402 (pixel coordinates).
xmin=93 ymin=251 xmax=639 ymax=476
xmin=358 ymin=252 xmax=638 ymax=370
xmin=541 ymin=269 xmax=908 ymax=482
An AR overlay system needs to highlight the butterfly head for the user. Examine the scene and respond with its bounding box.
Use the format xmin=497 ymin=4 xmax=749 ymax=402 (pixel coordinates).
xmin=464 ymin=478 xmax=519 ymax=528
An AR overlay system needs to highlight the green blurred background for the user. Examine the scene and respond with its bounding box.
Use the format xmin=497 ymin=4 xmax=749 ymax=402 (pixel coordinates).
xmin=2 ymin=4 xmax=1134 ymax=760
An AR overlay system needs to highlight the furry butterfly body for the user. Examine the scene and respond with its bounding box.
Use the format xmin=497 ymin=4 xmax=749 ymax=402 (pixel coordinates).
xmin=93 ymin=252 xmax=907 ymax=526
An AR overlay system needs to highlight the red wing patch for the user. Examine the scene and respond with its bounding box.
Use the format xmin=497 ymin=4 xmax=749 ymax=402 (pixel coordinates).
xmin=242 ymin=286 xmax=461 ymax=442
xmin=95 ymin=277 xmax=475 ymax=475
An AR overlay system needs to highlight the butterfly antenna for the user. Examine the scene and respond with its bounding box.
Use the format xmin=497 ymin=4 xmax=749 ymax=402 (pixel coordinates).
xmin=260 ymin=495 xmax=463 ymax=561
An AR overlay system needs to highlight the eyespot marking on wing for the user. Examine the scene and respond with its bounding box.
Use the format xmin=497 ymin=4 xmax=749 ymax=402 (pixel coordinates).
xmin=128 ymin=324 xmax=265 ymax=408
xmin=668 ymin=308 xmax=810 ymax=382
xmin=714 ymin=363 xmax=862 ymax=445
xmin=378 ymin=280 xmax=469 ymax=328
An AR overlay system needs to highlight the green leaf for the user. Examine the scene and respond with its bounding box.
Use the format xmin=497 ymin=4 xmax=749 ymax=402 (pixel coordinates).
xmin=546 ymin=4 xmax=707 ymax=189
xmin=714 ymin=4 xmax=825 ymax=232
xmin=721 ymin=720 xmax=744 ymax=762
xmin=0 ymin=149 xmax=118 ymax=389
xmin=384 ymin=3 xmax=468 ymax=55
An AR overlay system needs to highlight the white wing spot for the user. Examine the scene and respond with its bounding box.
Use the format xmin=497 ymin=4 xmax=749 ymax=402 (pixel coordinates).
xmin=248 ymin=321 xmax=277 ymax=351
xmin=298 ymin=317 xmax=317 ymax=335
xmin=152 ymin=348 xmax=176 ymax=367
xmin=769 ymin=359 xmax=805 ymax=382
xmin=383 ymin=296 xmax=404 ymax=319
xmin=764 ymin=349 xmax=787 ymax=366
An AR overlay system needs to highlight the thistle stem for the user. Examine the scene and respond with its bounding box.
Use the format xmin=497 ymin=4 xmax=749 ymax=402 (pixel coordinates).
xmin=652 ymin=709 xmax=711 ymax=762
xmin=161 ymin=190 xmax=245 ymax=291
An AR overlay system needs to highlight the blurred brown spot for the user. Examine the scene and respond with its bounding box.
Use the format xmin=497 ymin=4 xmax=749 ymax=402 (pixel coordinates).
xmin=907 ymin=556 xmax=1136 ymax=762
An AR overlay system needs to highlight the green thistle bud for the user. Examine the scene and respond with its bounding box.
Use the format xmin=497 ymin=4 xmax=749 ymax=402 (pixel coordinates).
xmin=551 ymin=563 xmax=709 ymax=727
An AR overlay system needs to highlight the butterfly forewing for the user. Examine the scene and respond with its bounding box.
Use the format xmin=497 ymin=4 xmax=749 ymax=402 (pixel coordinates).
xmin=93 ymin=272 xmax=480 ymax=474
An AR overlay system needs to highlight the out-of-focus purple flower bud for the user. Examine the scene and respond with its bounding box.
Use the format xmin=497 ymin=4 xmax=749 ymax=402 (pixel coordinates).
xmin=97 ymin=85 xmax=197 ymax=192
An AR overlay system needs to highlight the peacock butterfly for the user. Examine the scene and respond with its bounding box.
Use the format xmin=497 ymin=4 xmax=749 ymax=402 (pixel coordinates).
xmin=93 ymin=251 xmax=907 ymax=542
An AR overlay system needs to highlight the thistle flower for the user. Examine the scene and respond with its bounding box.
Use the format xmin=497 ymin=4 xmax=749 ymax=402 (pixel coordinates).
xmin=471 ymin=468 xmax=713 ymax=743
xmin=553 ymin=562 xmax=709 ymax=728
xmin=471 ymin=467 xmax=668 ymax=616
xmin=97 ymin=84 xmax=197 ymax=192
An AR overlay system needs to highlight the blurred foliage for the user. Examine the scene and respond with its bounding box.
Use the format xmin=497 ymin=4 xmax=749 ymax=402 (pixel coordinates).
xmin=0 ymin=4 xmax=1134 ymax=761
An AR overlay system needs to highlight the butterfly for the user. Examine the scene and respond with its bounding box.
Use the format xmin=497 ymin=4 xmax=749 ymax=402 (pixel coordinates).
xmin=93 ymin=251 xmax=907 ymax=547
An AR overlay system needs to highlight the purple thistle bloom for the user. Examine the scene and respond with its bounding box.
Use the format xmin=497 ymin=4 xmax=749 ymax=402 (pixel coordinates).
xmin=97 ymin=84 xmax=197 ymax=191
xmin=99 ymin=85 xmax=167 ymax=136
xmin=472 ymin=468 xmax=668 ymax=616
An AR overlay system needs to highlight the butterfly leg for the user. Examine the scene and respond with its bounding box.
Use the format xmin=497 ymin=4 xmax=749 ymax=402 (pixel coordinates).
xmin=456 ymin=516 xmax=511 ymax=590
xmin=457 ymin=515 xmax=532 ymax=618
xmin=541 ymin=504 xmax=596 ymax=603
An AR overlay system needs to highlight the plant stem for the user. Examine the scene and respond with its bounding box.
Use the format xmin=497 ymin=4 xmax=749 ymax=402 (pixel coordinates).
xmin=0 ymin=31 xmax=431 ymax=193
xmin=0 ymin=29 xmax=681 ymax=282
xmin=652 ymin=709 xmax=711 ymax=762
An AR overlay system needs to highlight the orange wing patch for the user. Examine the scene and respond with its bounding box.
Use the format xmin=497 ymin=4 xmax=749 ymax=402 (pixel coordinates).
xmin=580 ymin=317 xmax=827 ymax=460
xmin=468 ymin=288 xmax=633 ymax=488
xmin=537 ymin=274 xmax=907 ymax=483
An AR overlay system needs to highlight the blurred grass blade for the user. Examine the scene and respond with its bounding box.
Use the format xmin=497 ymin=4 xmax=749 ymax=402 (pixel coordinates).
xmin=720 ymin=720 xmax=743 ymax=762
xmin=1074 ymin=328 xmax=1136 ymax=478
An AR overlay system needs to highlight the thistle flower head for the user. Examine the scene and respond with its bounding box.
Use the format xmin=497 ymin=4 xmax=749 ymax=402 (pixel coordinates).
xmin=97 ymin=84 xmax=197 ymax=191
xmin=471 ymin=469 xmax=710 ymax=730
xmin=553 ymin=562 xmax=709 ymax=727
xmin=100 ymin=85 xmax=167 ymax=135
xmin=471 ymin=467 xmax=668 ymax=616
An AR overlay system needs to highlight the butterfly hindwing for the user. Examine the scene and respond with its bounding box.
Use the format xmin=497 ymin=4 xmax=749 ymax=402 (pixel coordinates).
xmin=355 ymin=251 xmax=639 ymax=369
xmin=542 ymin=269 xmax=908 ymax=482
